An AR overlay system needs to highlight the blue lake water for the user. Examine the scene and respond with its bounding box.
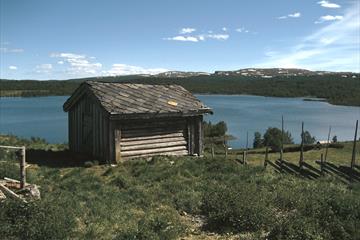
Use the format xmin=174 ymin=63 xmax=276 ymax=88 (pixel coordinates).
xmin=1 ymin=95 xmax=359 ymax=148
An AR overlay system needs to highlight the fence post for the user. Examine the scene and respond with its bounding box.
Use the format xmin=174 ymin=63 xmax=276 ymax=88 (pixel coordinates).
xmin=20 ymin=146 xmax=26 ymax=189
xmin=320 ymin=153 xmax=324 ymax=176
xmin=211 ymin=143 xmax=215 ymax=159
xmin=324 ymin=126 xmax=331 ymax=162
xmin=280 ymin=115 xmax=284 ymax=163
xmin=351 ymin=120 xmax=358 ymax=169
xmin=264 ymin=147 xmax=269 ymax=168
xmin=299 ymin=121 xmax=304 ymax=168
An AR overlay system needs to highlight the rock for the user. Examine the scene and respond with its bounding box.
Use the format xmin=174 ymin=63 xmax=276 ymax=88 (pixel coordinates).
xmin=18 ymin=184 xmax=41 ymax=200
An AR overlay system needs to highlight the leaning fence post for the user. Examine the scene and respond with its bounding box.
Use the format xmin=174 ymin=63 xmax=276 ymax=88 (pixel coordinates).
xmin=299 ymin=121 xmax=304 ymax=168
xmin=351 ymin=120 xmax=358 ymax=170
xmin=211 ymin=143 xmax=215 ymax=159
xmin=20 ymin=146 xmax=26 ymax=189
xmin=324 ymin=126 xmax=331 ymax=162
xmin=264 ymin=146 xmax=269 ymax=168
xmin=320 ymin=153 xmax=324 ymax=176
xmin=280 ymin=115 xmax=284 ymax=163
xmin=242 ymin=151 xmax=247 ymax=164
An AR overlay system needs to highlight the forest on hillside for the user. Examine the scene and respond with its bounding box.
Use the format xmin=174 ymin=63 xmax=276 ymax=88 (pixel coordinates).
xmin=1 ymin=74 xmax=359 ymax=106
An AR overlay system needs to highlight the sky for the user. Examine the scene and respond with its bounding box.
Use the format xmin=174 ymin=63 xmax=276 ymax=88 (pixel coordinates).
xmin=0 ymin=0 xmax=359 ymax=80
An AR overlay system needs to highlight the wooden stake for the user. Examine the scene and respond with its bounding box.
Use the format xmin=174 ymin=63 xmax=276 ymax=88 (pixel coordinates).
xmin=320 ymin=153 xmax=324 ymax=175
xmin=264 ymin=147 xmax=269 ymax=168
xmin=280 ymin=115 xmax=284 ymax=162
xmin=211 ymin=143 xmax=215 ymax=159
xmin=324 ymin=126 xmax=331 ymax=162
xmin=351 ymin=120 xmax=358 ymax=169
xmin=299 ymin=122 xmax=304 ymax=167
xmin=242 ymin=151 xmax=247 ymax=164
xmin=20 ymin=146 xmax=26 ymax=189
xmin=224 ymin=136 xmax=227 ymax=159
xmin=246 ymin=131 xmax=249 ymax=150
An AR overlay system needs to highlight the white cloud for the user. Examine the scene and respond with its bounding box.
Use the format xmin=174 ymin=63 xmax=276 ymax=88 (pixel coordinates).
xmin=206 ymin=34 xmax=229 ymax=40
xmin=9 ymin=65 xmax=17 ymax=70
xmin=51 ymin=52 xmax=102 ymax=75
xmin=222 ymin=27 xmax=227 ymax=31
xmin=258 ymin=2 xmax=359 ymax=72
xmin=164 ymin=36 xmax=199 ymax=42
xmin=278 ymin=12 xmax=301 ymax=19
xmin=0 ymin=47 xmax=24 ymax=53
xmin=104 ymin=64 xmax=168 ymax=76
xmin=57 ymin=61 xmax=64 ymax=64
xmin=317 ymin=0 xmax=341 ymax=8
xmin=35 ymin=64 xmax=53 ymax=73
xmin=179 ymin=28 xmax=196 ymax=34
xmin=164 ymin=33 xmax=229 ymax=42
xmin=236 ymin=27 xmax=250 ymax=33
xmin=315 ymin=15 xmax=343 ymax=24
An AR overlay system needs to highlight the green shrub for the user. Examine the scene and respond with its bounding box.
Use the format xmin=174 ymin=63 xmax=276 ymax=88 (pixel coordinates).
xmin=0 ymin=200 xmax=76 ymax=239
xmin=201 ymin=182 xmax=271 ymax=233
xmin=115 ymin=207 xmax=185 ymax=240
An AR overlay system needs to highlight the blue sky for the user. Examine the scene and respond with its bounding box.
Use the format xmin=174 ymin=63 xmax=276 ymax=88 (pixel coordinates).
xmin=0 ymin=0 xmax=359 ymax=80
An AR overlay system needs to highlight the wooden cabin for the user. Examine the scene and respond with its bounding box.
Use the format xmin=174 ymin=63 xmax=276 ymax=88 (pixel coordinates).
xmin=63 ymin=81 xmax=212 ymax=163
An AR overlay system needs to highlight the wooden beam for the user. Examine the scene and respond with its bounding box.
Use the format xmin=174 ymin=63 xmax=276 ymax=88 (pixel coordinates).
xmin=351 ymin=120 xmax=358 ymax=169
xmin=324 ymin=126 xmax=331 ymax=162
xmin=115 ymin=129 xmax=121 ymax=163
xmin=299 ymin=121 xmax=304 ymax=167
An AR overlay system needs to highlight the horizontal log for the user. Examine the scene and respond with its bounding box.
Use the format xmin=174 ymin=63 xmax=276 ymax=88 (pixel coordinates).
xmin=122 ymin=150 xmax=188 ymax=160
xmin=122 ymin=126 xmax=185 ymax=135
xmin=121 ymin=140 xmax=187 ymax=151
xmin=121 ymin=120 xmax=186 ymax=130
xmin=120 ymin=136 xmax=185 ymax=146
xmin=121 ymin=145 xmax=187 ymax=157
xmin=122 ymin=129 xmax=185 ymax=138
xmin=121 ymin=132 xmax=184 ymax=142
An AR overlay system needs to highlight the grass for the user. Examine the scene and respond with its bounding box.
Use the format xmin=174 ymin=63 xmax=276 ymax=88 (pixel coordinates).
xmin=0 ymin=135 xmax=359 ymax=239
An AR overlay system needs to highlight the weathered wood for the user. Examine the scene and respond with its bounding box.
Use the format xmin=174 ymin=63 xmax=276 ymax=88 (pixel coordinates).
xmin=324 ymin=126 xmax=331 ymax=162
xmin=121 ymin=140 xmax=187 ymax=151
xmin=299 ymin=121 xmax=304 ymax=167
xmin=320 ymin=153 xmax=324 ymax=175
xmin=115 ymin=129 xmax=121 ymax=162
xmin=121 ymin=150 xmax=188 ymax=160
xmin=121 ymin=145 xmax=187 ymax=157
xmin=20 ymin=147 xmax=26 ymax=189
xmin=197 ymin=115 xmax=203 ymax=156
xmin=121 ymin=136 xmax=185 ymax=146
xmin=121 ymin=132 xmax=184 ymax=142
xmin=122 ymin=129 xmax=185 ymax=138
xmin=280 ymin=115 xmax=284 ymax=162
xmin=109 ymin=121 xmax=115 ymax=163
xmin=351 ymin=120 xmax=358 ymax=169
xmin=264 ymin=147 xmax=269 ymax=167
xmin=0 ymin=184 xmax=26 ymax=202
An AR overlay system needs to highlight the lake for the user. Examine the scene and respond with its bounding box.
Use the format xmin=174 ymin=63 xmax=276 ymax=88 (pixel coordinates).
xmin=1 ymin=95 xmax=359 ymax=148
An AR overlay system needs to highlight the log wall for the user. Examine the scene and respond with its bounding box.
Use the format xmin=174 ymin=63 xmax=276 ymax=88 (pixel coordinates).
xmin=68 ymin=93 xmax=110 ymax=162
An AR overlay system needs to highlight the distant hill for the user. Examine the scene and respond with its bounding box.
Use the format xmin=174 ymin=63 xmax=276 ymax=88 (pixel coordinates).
xmin=214 ymin=68 xmax=358 ymax=78
xmin=0 ymin=68 xmax=359 ymax=106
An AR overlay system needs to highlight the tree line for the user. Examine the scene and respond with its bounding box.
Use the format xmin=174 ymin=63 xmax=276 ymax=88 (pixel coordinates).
xmin=1 ymin=74 xmax=359 ymax=106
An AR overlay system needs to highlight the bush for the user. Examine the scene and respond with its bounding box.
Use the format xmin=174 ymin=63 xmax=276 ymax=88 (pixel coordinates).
xmin=115 ymin=207 xmax=185 ymax=240
xmin=0 ymin=200 xmax=76 ymax=239
xmin=201 ymin=182 xmax=271 ymax=233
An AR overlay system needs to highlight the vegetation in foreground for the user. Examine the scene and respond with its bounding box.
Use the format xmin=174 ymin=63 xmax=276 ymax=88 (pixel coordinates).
xmin=1 ymin=73 xmax=360 ymax=106
xmin=0 ymin=135 xmax=359 ymax=239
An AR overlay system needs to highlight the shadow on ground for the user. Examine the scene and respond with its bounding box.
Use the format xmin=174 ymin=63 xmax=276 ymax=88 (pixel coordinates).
xmin=27 ymin=149 xmax=93 ymax=168
xmin=266 ymin=159 xmax=360 ymax=183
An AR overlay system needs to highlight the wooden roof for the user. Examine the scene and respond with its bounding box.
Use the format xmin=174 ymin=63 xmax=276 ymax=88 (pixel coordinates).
xmin=63 ymin=81 xmax=212 ymax=119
